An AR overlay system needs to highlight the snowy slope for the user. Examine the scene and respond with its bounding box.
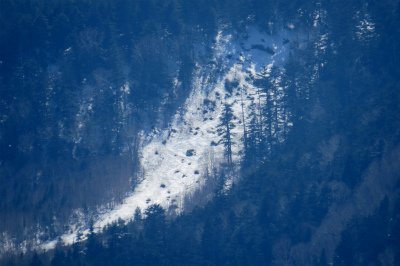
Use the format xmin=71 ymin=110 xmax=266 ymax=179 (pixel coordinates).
xmin=40 ymin=26 xmax=294 ymax=250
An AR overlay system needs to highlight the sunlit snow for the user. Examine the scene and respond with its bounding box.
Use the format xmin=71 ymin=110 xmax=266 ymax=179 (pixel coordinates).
xmin=39 ymin=26 xmax=294 ymax=250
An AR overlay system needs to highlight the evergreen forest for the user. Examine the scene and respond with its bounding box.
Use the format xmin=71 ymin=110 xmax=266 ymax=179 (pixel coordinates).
xmin=1 ymin=0 xmax=400 ymax=265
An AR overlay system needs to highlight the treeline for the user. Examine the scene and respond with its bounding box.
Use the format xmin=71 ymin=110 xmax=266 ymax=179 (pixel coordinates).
xmin=9 ymin=142 xmax=400 ymax=266
xmin=0 ymin=0 xmax=219 ymax=242
xmin=1 ymin=0 xmax=400 ymax=260
xmin=7 ymin=0 xmax=400 ymax=261
xmin=238 ymin=0 xmax=400 ymax=176
xmin=0 ymin=0 xmax=321 ymax=243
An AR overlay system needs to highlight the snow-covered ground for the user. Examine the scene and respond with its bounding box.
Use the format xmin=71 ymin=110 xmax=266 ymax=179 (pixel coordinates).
xmin=38 ymin=26 xmax=294 ymax=250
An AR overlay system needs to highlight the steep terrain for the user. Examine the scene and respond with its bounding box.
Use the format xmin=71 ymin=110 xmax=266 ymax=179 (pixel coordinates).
xmin=2 ymin=1 xmax=400 ymax=265
xmin=39 ymin=25 xmax=295 ymax=250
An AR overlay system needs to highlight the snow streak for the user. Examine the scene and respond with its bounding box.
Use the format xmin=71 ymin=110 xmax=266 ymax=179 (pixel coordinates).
xmin=39 ymin=26 xmax=294 ymax=250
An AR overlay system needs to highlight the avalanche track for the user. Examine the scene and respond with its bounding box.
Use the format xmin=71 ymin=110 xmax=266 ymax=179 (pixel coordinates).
xmin=41 ymin=26 xmax=294 ymax=250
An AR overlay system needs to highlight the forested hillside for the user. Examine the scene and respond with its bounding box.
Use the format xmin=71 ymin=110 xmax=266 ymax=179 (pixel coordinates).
xmin=0 ymin=0 xmax=219 ymax=242
xmin=1 ymin=0 xmax=400 ymax=265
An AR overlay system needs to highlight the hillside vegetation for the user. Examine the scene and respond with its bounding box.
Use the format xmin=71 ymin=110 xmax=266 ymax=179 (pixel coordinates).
xmin=1 ymin=0 xmax=400 ymax=265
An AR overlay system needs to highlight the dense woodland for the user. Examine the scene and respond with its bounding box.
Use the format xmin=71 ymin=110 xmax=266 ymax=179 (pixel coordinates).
xmin=1 ymin=0 xmax=400 ymax=265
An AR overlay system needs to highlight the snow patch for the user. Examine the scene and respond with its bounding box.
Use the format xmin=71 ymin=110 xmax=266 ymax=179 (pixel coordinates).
xmin=38 ymin=26 xmax=294 ymax=251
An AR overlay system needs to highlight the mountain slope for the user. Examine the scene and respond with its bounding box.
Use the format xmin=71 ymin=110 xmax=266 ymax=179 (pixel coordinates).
xmin=2 ymin=1 xmax=400 ymax=265
xmin=39 ymin=25 xmax=295 ymax=251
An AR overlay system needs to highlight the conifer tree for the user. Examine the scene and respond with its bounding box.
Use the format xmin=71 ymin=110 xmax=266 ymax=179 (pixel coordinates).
xmin=144 ymin=204 xmax=166 ymax=243
xmin=244 ymin=97 xmax=263 ymax=167
xmin=85 ymin=220 xmax=104 ymax=266
xmin=29 ymin=252 xmax=43 ymax=266
xmin=261 ymin=65 xmax=281 ymax=154
xmin=217 ymin=103 xmax=236 ymax=166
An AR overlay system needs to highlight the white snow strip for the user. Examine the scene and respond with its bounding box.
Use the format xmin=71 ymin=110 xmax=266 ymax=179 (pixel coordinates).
xmin=37 ymin=26 xmax=294 ymax=251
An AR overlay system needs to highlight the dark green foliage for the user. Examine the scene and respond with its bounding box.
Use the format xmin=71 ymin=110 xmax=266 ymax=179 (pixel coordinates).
xmin=0 ymin=0 xmax=221 ymax=241
xmin=3 ymin=0 xmax=400 ymax=265
xmin=217 ymin=103 xmax=236 ymax=166
xmin=29 ymin=253 xmax=43 ymax=266
xmin=51 ymin=248 xmax=67 ymax=266
xmin=144 ymin=204 xmax=166 ymax=244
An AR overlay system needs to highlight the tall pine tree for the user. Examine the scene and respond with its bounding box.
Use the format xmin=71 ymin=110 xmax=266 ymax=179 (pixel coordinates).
xmin=217 ymin=103 xmax=236 ymax=167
